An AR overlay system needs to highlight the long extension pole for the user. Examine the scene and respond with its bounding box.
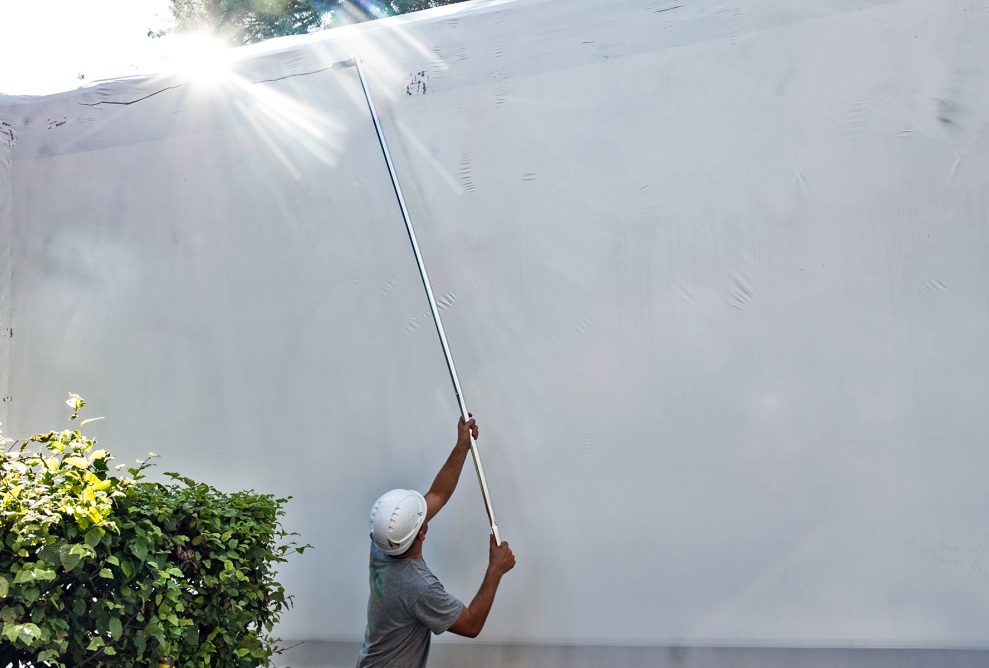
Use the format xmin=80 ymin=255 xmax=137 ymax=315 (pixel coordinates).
xmin=350 ymin=58 xmax=502 ymax=545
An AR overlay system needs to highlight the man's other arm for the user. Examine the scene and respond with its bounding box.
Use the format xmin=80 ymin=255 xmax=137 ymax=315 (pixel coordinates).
xmin=447 ymin=535 xmax=516 ymax=638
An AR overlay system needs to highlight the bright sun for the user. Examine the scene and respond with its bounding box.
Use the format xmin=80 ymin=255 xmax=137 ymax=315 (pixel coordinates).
xmin=161 ymin=32 xmax=235 ymax=84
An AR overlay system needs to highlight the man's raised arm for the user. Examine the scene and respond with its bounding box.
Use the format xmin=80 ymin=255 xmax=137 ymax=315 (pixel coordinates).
xmin=424 ymin=415 xmax=477 ymax=521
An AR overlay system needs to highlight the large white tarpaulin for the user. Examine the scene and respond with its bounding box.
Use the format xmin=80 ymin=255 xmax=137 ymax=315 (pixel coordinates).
xmin=0 ymin=118 xmax=10 ymax=415
xmin=2 ymin=0 xmax=989 ymax=656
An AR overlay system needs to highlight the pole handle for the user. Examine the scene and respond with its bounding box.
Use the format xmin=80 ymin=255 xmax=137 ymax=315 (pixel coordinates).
xmin=468 ymin=432 xmax=501 ymax=545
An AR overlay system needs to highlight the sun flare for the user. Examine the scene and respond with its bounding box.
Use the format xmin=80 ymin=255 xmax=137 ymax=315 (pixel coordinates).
xmin=162 ymin=32 xmax=235 ymax=85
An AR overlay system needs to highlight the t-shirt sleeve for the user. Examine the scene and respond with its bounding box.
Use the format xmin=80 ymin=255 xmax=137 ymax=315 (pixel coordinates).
xmin=412 ymin=582 xmax=464 ymax=635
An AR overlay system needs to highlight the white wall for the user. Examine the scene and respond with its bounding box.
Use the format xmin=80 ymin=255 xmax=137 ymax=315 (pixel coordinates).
xmin=0 ymin=116 xmax=11 ymax=426
xmin=3 ymin=0 xmax=989 ymax=648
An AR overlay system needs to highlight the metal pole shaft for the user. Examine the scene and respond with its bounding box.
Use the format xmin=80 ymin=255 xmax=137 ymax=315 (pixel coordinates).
xmin=352 ymin=58 xmax=501 ymax=545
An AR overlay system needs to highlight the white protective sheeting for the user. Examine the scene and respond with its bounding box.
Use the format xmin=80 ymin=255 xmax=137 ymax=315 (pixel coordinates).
xmin=0 ymin=117 xmax=10 ymax=422
xmin=3 ymin=0 xmax=989 ymax=651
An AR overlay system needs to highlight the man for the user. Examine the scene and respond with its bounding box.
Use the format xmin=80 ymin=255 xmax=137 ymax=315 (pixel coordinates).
xmin=356 ymin=416 xmax=516 ymax=667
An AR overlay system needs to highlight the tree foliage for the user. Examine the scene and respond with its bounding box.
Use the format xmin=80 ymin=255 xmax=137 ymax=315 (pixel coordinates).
xmin=167 ymin=0 xmax=468 ymax=45
xmin=378 ymin=0 xmax=467 ymax=16
xmin=169 ymin=0 xmax=329 ymax=45
xmin=0 ymin=395 xmax=308 ymax=667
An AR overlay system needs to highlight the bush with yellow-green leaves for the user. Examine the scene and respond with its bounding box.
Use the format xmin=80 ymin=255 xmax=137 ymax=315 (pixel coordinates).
xmin=1 ymin=395 xmax=308 ymax=667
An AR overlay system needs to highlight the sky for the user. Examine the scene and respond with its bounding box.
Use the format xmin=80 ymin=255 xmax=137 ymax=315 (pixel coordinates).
xmin=0 ymin=1 xmax=182 ymax=96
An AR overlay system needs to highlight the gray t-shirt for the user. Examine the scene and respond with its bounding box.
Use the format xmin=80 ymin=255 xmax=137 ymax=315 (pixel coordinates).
xmin=356 ymin=543 xmax=464 ymax=668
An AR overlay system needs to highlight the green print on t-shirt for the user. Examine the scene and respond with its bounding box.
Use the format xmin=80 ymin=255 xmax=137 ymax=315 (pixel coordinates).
xmin=370 ymin=565 xmax=385 ymax=607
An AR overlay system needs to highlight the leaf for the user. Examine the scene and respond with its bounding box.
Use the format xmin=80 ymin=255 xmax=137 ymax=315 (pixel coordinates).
xmin=18 ymin=623 xmax=42 ymax=645
xmin=14 ymin=568 xmax=37 ymax=584
xmin=60 ymin=548 xmax=83 ymax=570
xmin=99 ymin=568 xmax=113 ymax=579
xmin=64 ymin=456 xmax=89 ymax=469
xmin=85 ymin=527 xmax=103 ymax=548
xmin=90 ymin=478 xmax=112 ymax=491
xmin=130 ymin=539 xmax=149 ymax=562
xmin=66 ymin=393 xmax=85 ymax=414
xmin=80 ymin=417 xmax=105 ymax=427
xmin=38 ymin=542 xmax=63 ymax=565
xmin=22 ymin=586 xmax=40 ymax=603
xmin=0 ymin=575 xmax=9 ymax=598
xmin=108 ymin=615 xmax=123 ymax=639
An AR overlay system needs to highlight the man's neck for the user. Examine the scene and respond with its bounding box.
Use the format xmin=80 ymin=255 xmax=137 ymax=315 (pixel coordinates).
xmin=398 ymin=542 xmax=423 ymax=560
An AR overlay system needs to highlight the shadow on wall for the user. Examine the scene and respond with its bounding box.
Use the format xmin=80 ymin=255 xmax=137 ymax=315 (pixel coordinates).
xmin=276 ymin=641 xmax=989 ymax=668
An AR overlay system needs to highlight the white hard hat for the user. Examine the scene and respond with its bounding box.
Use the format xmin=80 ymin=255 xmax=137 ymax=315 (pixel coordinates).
xmin=369 ymin=489 xmax=427 ymax=556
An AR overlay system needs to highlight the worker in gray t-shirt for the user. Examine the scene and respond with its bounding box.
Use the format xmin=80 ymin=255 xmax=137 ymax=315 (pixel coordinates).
xmin=357 ymin=416 xmax=516 ymax=668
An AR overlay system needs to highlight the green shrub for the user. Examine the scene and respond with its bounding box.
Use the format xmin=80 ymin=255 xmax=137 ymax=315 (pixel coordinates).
xmin=1 ymin=395 xmax=308 ymax=667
